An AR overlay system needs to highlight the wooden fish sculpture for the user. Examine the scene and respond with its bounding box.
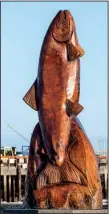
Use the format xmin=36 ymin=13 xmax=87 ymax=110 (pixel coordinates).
xmin=23 ymin=10 xmax=102 ymax=209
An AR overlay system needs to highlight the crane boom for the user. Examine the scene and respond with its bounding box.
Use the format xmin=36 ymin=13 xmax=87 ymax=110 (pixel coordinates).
xmin=7 ymin=125 xmax=29 ymax=142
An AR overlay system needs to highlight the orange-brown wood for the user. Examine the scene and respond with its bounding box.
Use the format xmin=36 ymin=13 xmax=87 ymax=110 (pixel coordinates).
xmin=24 ymin=10 xmax=102 ymax=209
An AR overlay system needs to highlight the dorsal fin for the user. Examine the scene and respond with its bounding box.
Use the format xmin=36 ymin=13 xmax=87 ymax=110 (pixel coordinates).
xmin=23 ymin=79 xmax=38 ymax=111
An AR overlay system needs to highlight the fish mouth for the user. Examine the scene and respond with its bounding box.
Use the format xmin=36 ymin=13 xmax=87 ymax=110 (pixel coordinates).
xmin=52 ymin=10 xmax=73 ymax=43
xmin=47 ymin=152 xmax=65 ymax=167
xmin=59 ymin=10 xmax=72 ymax=22
xmin=62 ymin=10 xmax=72 ymax=20
xmin=51 ymin=155 xmax=65 ymax=166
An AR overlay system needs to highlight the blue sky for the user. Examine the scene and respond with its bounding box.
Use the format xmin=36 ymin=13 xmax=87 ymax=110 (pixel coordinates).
xmin=1 ymin=2 xmax=107 ymax=152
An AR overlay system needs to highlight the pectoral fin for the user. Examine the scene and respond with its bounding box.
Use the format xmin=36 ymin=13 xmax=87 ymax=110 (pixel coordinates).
xmin=78 ymin=44 xmax=85 ymax=57
xmin=67 ymin=43 xmax=85 ymax=61
xmin=23 ymin=79 xmax=38 ymax=111
xmin=66 ymin=100 xmax=84 ymax=116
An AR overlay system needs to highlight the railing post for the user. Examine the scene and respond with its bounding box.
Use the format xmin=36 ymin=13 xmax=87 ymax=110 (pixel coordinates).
xmin=12 ymin=176 xmax=15 ymax=202
xmin=3 ymin=175 xmax=7 ymax=201
xmin=17 ymin=164 xmax=21 ymax=201
xmin=104 ymin=159 xmax=108 ymax=199
xmin=9 ymin=175 xmax=11 ymax=202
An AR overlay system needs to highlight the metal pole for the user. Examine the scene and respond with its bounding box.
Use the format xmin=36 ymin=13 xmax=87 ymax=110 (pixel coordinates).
xmin=104 ymin=159 xmax=108 ymax=199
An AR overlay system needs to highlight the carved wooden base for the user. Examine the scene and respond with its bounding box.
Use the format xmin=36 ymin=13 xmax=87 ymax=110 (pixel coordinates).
xmin=33 ymin=183 xmax=102 ymax=209
xmin=25 ymin=117 xmax=102 ymax=209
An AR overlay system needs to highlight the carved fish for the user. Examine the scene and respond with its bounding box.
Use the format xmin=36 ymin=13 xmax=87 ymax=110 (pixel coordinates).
xmin=23 ymin=10 xmax=85 ymax=166
xmin=24 ymin=11 xmax=102 ymax=209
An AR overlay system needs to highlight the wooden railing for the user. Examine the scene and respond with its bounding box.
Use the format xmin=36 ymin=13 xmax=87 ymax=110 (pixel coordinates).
xmin=1 ymin=157 xmax=28 ymax=202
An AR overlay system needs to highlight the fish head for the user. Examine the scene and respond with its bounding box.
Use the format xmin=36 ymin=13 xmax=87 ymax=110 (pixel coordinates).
xmin=52 ymin=10 xmax=74 ymax=43
xmin=51 ymin=10 xmax=84 ymax=60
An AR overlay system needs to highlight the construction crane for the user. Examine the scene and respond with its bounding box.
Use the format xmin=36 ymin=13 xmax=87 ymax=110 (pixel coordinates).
xmin=7 ymin=125 xmax=29 ymax=142
xmin=7 ymin=124 xmax=30 ymax=155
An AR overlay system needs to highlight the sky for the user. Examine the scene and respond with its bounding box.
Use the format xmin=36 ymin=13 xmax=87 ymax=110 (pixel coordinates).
xmin=1 ymin=2 xmax=107 ymax=152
